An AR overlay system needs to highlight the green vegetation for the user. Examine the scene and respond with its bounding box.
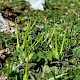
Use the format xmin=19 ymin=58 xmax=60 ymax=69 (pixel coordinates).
xmin=0 ymin=0 xmax=80 ymax=80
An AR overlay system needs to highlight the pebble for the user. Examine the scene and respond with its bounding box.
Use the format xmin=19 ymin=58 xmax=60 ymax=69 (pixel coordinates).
xmin=0 ymin=13 xmax=15 ymax=33
xmin=26 ymin=0 xmax=45 ymax=11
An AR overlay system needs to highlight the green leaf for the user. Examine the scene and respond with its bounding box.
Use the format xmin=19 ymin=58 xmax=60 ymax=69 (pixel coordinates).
xmin=73 ymin=46 xmax=80 ymax=58
xmin=43 ymin=65 xmax=51 ymax=73
xmin=55 ymin=52 xmax=59 ymax=60
xmin=46 ymin=51 xmax=52 ymax=61
xmin=37 ymin=52 xmax=47 ymax=63
xmin=29 ymin=73 xmax=35 ymax=80
xmin=52 ymin=50 xmax=59 ymax=60
xmin=25 ymin=53 xmax=34 ymax=62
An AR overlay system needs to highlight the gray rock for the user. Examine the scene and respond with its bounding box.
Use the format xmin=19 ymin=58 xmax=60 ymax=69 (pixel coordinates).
xmin=0 ymin=13 xmax=15 ymax=33
xmin=26 ymin=0 xmax=45 ymax=11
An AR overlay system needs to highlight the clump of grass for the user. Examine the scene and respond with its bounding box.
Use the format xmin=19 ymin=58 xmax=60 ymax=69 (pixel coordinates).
xmin=0 ymin=0 xmax=80 ymax=80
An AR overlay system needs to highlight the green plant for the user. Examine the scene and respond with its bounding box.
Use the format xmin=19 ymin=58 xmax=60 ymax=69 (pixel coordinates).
xmin=0 ymin=0 xmax=80 ymax=80
xmin=43 ymin=27 xmax=67 ymax=60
